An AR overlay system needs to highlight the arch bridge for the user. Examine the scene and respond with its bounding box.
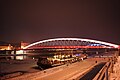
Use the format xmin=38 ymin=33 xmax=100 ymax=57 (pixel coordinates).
xmin=23 ymin=38 xmax=119 ymax=49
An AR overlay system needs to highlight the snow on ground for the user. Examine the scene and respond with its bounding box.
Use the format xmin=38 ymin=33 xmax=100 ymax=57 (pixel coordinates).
xmin=110 ymin=56 xmax=120 ymax=80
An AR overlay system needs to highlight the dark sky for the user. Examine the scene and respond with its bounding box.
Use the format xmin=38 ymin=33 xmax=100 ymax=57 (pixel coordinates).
xmin=1 ymin=0 xmax=120 ymax=44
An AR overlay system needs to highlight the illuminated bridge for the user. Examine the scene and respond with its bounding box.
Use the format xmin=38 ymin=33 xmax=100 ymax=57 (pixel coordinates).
xmin=1 ymin=38 xmax=119 ymax=80
xmin=23 ymin=38 xmax=119 ymax=49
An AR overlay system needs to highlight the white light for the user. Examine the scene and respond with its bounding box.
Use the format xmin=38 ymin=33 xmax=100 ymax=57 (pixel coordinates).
xmin=16 ymin=50 xmax=24 ymax=60
xmin=21 ymin=46 xmax=24 ymax=49
xmin=23 ymin=38 xmax=119 ymax=49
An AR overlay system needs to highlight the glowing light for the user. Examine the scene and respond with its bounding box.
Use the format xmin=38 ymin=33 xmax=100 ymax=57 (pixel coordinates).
xmin=16 ymin=50 xmax=24 ymax=60
xmin=21 ymin=46 xmax=24 ymax=49
xmin=7 ymin=46 xmax=10 ymax=50
xmin=23 ymin=38 xmax=119 ymax=49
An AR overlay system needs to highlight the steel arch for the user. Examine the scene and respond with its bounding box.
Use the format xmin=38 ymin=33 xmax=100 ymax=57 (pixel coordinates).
xmin=23 ymin=38 xmax=119 ymax=49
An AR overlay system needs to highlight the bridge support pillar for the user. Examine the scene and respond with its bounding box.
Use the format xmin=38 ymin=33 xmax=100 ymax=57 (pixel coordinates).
xmin=13 ymin=49 xmax=16 ymax=60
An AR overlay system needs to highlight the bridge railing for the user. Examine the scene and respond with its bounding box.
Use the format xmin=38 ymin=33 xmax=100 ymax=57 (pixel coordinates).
xmin=93 ymin=57 xmax=116 ymax=80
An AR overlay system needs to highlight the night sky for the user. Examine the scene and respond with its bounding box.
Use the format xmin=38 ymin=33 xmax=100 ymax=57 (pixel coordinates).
xmin=1 ymin=0 xmax=120 ymax=44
